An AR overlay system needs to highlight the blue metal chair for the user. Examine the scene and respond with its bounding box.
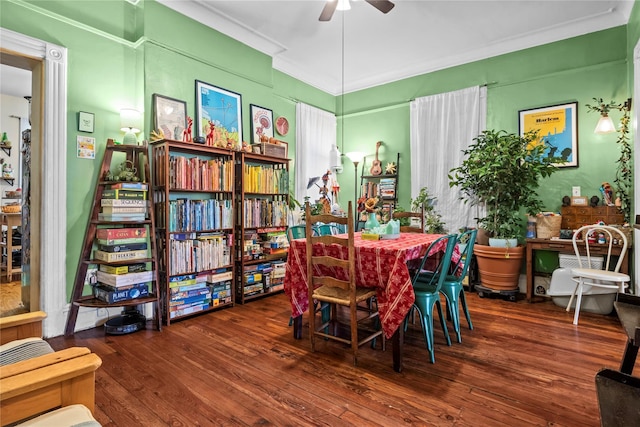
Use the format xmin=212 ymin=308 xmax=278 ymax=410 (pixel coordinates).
xmin=440 ymin=229 xmax=477 ymax=343
xmin=286 ymin=225 xmax=307 ymax=242
xmin=407 ymin=234 xmax=458 ymax=363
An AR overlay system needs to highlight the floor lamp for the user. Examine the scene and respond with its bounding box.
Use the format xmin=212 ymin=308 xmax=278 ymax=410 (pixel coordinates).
xmin=345 ymin=151 xmax=365 ymax=213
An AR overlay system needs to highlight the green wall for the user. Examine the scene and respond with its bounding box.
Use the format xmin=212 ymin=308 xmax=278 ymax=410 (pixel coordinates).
xmin=1 ymin=0 xmax=636 ymax=304
xmin=340 ymin=26 xmax=631 ymax=217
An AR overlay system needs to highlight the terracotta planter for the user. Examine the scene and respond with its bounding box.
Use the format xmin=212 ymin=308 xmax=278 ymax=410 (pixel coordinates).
xmin=474 ymin=244 xmax=525 ymax=291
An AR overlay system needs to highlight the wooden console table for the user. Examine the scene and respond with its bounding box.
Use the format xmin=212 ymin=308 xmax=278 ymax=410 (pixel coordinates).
xmin=1 ymin=213 xmax=21 ymax=281
xmin=525 ymin=238 xmax=631 ymax=302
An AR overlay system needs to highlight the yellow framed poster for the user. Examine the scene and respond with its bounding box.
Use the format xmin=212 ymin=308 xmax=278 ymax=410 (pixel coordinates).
xmin=519 ymin=102 xmax=578 ymax=167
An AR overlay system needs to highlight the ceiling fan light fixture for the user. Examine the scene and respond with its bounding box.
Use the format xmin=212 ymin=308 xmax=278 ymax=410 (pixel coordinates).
xmin=336 ymin=0 xmax=351 ymax=11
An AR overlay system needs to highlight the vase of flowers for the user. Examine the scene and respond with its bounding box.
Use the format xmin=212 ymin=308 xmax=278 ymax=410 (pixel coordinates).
xmin=358 ymin=196 xmax=381 ymax=229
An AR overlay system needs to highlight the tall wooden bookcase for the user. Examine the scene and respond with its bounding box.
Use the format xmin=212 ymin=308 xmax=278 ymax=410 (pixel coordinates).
xmin=65 ymin=139 xmax=161 ymax=336
xmin=234 ymin=152 xmax=289 ymax=304
xmin=360 ymin=152 xmax=400 ymax=219
xmin=150 ymin=139 xmax=235 ymax=324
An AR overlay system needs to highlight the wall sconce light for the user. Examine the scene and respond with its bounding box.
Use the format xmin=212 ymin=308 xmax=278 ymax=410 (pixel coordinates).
xmin=120 ymin=109 xmax=141 ymax=145
xmin=594 ymin=114 xmax=616 ymax=134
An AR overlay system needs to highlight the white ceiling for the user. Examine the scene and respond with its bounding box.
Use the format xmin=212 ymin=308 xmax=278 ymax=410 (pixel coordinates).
xmin=159 ymin=0 xmax=635 ymax=95
xmin=1 ymin=1 xmax=634 ymax=98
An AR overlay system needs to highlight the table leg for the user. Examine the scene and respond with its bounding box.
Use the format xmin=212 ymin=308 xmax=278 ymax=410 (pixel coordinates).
xmin=293 ymin=315 xmax=302 ymax=340
xmin=526 ymin=244 xmax=534 ymax=302
xmin=392 ymin=325 xmax=404 ymax=373
xmin=620 ymin=340 xmax=638 ymax=375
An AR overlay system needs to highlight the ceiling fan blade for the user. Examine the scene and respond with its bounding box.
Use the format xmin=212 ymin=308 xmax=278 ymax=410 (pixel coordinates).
xmin=319 ymin=1 xmax=338 ymax=21
xmin=365 ymin=0 xmax=395 ymax=14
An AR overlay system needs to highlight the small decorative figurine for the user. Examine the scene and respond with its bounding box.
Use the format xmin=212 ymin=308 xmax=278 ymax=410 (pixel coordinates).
xmin=600 ymin=182 xmax=614 ymax=206
xmin=2 ymin=163 xmax=13 ymax=178
xmin=590 ymin=195 xmax=600 ymax=207
xmin=385 ymin=161 xmax=397 ymax=175
xmin=206 ymin=120 xmax=215 ymax=146
xmin=562 ymin=195 xmax=571 ymax=207
xmin=183 ymin=116 xmax=193 ymax=143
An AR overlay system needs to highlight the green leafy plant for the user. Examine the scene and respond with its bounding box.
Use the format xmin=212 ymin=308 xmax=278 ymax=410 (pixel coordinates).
xmin=410 ymin=186 xmax=447 ymax=234
xmin=586 ymin=97 xmax=632 ymax=222
xmin=449 ymin=129 xmax=562 ymax=241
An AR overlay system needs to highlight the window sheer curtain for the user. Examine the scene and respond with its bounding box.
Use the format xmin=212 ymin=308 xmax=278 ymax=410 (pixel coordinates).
xmin=409 ymin=86 xmax=487 ymax=233
xmin=295 ymin=102 xmax=337 ymax=214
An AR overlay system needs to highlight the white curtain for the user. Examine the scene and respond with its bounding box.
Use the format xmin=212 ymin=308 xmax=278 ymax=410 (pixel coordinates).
xmin=295 ymin=103 xmax=337 ymax=208
xmin=409 ymin=85 xmax=487 ymax=233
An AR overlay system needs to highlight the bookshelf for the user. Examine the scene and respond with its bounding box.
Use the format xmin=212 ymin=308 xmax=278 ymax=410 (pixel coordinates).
xmin=234 ymin=152 xmax=289 ymax=304
xmin=360 ymin=152 xmax=400 ymax=220
xmin=150 ymin=139 xmax=235 ymax=324
xmin=64 ymin=139 xmax=161 ymax=336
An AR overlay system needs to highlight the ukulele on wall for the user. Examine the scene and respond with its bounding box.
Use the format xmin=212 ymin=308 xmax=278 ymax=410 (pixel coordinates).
xmin=370 ymin=141 xmax=383 ymax=175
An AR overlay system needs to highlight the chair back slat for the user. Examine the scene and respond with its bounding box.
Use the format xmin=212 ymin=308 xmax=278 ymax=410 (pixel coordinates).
xmin=413 ymin=234 xmax=458 ymax=291
xmin=572 ymin=225 xmax=628 ymax=272
xmin=454 ymin=229 xmax=478 ymax=278
xmin=393 ymin=207 xmax=424 ymax=233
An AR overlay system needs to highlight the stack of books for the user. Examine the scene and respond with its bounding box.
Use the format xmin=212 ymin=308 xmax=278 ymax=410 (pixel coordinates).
xmin=92 ymin=228 xmax=151 ymax=303
xmin=379 ymin=178 xmax=396 ymax=199
xmin=99 ymin=182 xmax=148 ymax=221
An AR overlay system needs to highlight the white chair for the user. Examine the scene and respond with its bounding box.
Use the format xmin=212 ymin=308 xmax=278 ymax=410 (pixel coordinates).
xmin=567 ymin=225 xmax=630 ymax=325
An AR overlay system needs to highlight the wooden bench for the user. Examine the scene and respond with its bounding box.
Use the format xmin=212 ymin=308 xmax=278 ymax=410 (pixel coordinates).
xmin=613 ymin=293 xmax=640 ymax=374
xmin=0 ymin=312 xmax=102 ymax=426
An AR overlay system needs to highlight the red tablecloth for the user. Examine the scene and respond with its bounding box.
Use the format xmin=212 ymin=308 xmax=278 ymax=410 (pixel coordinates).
xmin=284 ymin=233 xmax=460 ymax=339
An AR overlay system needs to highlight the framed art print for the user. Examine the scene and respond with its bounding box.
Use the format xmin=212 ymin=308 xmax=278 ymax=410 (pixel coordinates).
xmin=195 ymin=80 xmax=242 ymax=148
xmin=78 ymin=111 xmax=94 ymax=133
xmin=249 ymin=104 xmax=274 ymax=144
xmin=518 ymin=102 xmax=578 ymax=167
xmin=152 ymin=93 xmax=187 ymax=141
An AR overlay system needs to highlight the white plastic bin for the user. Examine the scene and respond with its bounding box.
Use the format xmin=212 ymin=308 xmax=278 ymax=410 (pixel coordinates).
xmin=559 ymin=254 xmax=603 ymax=270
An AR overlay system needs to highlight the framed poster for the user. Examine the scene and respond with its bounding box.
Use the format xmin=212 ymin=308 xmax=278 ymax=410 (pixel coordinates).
xmin=152 ymin=94 xmax=187 ymax=141
xmin=195 ymin=80 xmax=242 ymax=149
xmin=518 ymin=102 xmax=578 ymax=167
xmin=249 ymin=104 xmax=274 ymax=144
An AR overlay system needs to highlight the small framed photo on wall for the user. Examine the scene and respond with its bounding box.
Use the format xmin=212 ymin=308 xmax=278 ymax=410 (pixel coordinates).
xmin=249 ymin=104 xmax=274 ymax=144
xmin=78 ymin=111 xmax=94 ymax=133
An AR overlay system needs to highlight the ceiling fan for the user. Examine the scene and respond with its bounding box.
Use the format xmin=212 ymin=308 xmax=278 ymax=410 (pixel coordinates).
xmin=319 ymin=0 xmax=395 ymax=22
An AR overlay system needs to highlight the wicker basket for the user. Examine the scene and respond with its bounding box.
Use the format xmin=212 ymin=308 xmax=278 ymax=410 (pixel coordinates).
xmin=2 ymin=205 xmax=21 ymax=213
xmin=536 ymin=215 xmax=562 ymax=239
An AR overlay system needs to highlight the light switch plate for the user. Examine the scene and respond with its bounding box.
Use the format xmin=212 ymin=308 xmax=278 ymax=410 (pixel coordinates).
xmin=572 ymin=186 xmax=581 ymax=197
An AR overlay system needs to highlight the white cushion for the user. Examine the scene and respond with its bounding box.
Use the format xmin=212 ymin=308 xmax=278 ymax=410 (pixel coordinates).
xmin=0 ymin=337 xmax=53 ymax=366
xmin=16 ymin=404 xmax=100 ymax=427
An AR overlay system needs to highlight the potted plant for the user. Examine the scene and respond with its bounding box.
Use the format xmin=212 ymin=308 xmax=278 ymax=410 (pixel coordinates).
xmin=410 ymin=186 xmax=447 ymax=234
xmin=448 ymin=129 xmax=562 ymax=290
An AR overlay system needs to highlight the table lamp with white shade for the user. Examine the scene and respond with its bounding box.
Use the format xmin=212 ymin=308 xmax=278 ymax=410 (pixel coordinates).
xmin=120 ymin=108 xmax=141 ymax=145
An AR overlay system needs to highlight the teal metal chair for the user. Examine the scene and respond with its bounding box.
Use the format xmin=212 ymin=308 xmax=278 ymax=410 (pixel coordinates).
xmin=408 ymin=234 xmax=458 ymax=363
xmin=313 ymin=224 xmax=334 ymax=236
xmin=440 ymin=229 xmax=477 ymax=343
xmin=287 ymin=225 xmax=307 ymax=242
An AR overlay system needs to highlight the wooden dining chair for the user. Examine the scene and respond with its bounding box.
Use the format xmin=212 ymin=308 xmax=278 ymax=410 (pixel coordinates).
xmin=407 ymin=233 xmax=458 ymax=363
xmin=305 ymin=201 xmax=383 ymax=366
xmin=393 ymin=207 xmax=424 ymax=233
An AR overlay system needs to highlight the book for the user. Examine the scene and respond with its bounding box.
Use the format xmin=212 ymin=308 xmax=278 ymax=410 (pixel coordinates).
xmin=109 ymin=182 xmax=149 ymax=190
xmin=101 ymin=189 xmax=147 ymax=200
xmin=93 ymin=249 xmax=148 ymax=262
xmin=97 ymin=242 xmax=148 ymax=252
xmin=96 ymin=227 xmax=147 ymax=240
xmin=98 ymin=213 xmax=146 ymax=221
xmin=93 ymin=282 xmax=149 ymax=304
xmin=101 ymin=199 xmax=147 ymax=207
xmin=97 ymin=237 xmax=147 ymax=246
xmin=101 ymin=206 xmax=147 ymax=214
xmin=96 ymin=270 xmax=154 ymax=287
xmin=99 ymin=263 xmax=147 ymax=274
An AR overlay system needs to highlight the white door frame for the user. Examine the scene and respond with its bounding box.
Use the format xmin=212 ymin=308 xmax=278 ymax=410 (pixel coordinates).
xmin=0 ymin=28 xmax=68 ymax=336
xmin=633 ymin=38 xmax=640 ymax=296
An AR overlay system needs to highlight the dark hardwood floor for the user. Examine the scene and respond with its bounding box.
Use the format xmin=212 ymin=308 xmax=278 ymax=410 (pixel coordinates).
xmin=48 ymin=292 xmax=634 ymax=426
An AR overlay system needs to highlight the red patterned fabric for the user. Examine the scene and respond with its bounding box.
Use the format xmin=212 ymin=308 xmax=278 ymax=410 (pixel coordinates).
xmin=284 ymin=233 xmax=460 ymax=339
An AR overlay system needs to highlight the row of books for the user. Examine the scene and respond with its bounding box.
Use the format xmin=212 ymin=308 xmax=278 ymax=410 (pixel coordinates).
xmin=167 ymin=234 xmax=232 ymax=275
xmin=242 ymin=163 xmax=289 ymax=194
xmin=168 ymin=155 xmax=233 ymax=192
xmin=168 ymin=271 xmax=232 ymax=319
xmin=378 ymin=177 xmax=396 ymax=199
xmin=242 ymin=198 xmax=288 ymax=228
xmin=156 ymin=198 xmax=233 ymax=232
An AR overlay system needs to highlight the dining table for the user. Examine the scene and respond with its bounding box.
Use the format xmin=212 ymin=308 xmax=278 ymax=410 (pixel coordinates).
xmin=284 ymin=232 xmax=460 ymax=372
